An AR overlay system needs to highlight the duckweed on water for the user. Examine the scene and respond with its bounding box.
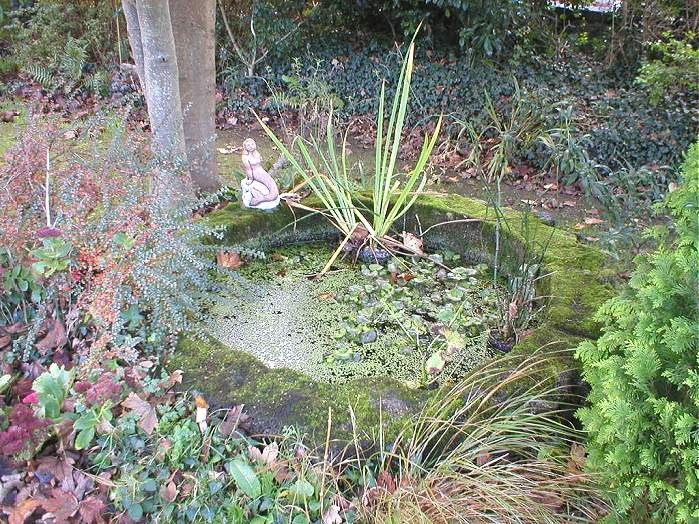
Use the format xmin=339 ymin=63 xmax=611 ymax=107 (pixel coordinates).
xmin=208 ymin=243 xmax=504 ymax=386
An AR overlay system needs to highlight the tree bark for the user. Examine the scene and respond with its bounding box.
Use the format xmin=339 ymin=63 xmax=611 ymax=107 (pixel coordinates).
xmin=170 ymin=0 xmax=221 ymax=193
xmin=122 ymin=0 xmax=146 ymax=98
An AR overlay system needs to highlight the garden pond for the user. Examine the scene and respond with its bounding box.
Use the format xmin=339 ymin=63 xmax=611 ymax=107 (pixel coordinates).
xmin=208 ymin=242 xmax=504 ymax=387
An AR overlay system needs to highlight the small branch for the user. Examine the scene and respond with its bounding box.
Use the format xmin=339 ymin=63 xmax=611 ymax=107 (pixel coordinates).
xmin=45 ymin=147 xmax=52 ymax=227
xmin=217 ymin=0 xmax=248 ymax=65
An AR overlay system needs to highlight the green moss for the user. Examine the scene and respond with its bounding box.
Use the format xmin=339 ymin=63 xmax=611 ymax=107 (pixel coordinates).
xmin=170 ymin=337 xmax=426 ymax=443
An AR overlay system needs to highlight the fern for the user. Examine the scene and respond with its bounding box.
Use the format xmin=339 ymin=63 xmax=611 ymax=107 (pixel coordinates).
xmin=23 ymin=63 xmax=55 ymax=91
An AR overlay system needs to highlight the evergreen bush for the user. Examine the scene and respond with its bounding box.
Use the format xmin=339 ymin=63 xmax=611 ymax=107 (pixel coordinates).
xmin=576 ymin=141 xmax=699 ymax=522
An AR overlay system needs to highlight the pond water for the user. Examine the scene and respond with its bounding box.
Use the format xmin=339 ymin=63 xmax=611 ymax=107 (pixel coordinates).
xmin=208 ymin=242 xmax=504 ymax=386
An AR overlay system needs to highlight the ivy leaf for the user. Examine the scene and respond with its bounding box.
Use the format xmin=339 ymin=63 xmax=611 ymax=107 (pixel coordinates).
xmin=122 ymin=392 xmax=158 ymax=435
xmin=226 ymin=458 xmax=261 ymax=498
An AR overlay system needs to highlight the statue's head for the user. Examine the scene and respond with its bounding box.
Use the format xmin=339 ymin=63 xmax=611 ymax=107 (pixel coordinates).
xmin=243 ymin=138 xmax=257 ymax=153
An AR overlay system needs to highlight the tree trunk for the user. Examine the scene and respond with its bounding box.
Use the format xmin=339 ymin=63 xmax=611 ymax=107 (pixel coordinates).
xmin=131 ymin=0 xmax=191 ymax=206
xmin=122 ymin=0 xmax=146 ymax=98
xmin=170 ymin=0 xmax=221 ymax=193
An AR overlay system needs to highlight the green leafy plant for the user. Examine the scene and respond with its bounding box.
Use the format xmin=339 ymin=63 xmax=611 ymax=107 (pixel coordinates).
xmin=258 ymin=37 xmax=442 ymax=271
xmin=33 ymin=363 xmax=74 ymax=419
xmin=636 ymin=32 xmax=699 ymax=105
xmin=576 ymin=141 xmax=699 ymax=522
xmin=30 ymin=237 xmax=72 ymax=277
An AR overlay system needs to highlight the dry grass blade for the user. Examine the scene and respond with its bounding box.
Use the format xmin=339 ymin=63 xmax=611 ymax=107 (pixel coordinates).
xmin=350 ymin=350 xmax=608 ymax=523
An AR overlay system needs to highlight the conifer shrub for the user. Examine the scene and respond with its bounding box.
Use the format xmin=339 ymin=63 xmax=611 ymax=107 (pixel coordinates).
xmin=576 ymin=141 xmax=699 ymax=522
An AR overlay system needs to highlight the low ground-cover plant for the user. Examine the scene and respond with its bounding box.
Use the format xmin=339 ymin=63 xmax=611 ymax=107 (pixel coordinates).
xmin=577 ymin=141 xmax=699 ymax=522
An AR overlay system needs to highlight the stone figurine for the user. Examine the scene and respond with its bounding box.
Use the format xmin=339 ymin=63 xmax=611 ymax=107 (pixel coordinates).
xmin=241 ymin=138 xmax=280 ymax=210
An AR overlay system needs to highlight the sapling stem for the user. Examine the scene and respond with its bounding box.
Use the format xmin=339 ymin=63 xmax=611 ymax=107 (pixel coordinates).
xmin=45 ymin=147 xmax=51 ymax=227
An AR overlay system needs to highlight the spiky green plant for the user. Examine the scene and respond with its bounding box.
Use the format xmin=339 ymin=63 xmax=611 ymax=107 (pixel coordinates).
xmin=257 ymin=36 xmax=442 ymax=270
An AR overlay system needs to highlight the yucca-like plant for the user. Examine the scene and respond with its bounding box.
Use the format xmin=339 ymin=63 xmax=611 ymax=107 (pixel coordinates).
xmin=257 ymin=36 xmax=442 ymax=271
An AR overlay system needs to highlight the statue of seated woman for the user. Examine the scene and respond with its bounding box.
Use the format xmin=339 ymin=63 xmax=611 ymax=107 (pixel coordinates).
xmin=240 ymin=138 xmax=280 ymax=211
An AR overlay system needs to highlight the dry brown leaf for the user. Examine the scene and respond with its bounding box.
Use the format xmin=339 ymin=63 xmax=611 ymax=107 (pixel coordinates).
xmin=376 ymin=470 xmax=396 ymax=494
xmin=40 ymin=488 xmax=79 ymax=521
xmin=160 ymin=481 xmax=179 ymax=503
xmin=122 ymin=392 xmax=158 ymax=435
xmin=36 ymin=319 xmax=67 ymax=352
xmin=584 ymin=217 xmax=604 ymax=225
xmin=78 ymin=496 xmax=107 ymax=524
xmin=218 ymin=405 xmax=250 ymax=436
xmin=7 ymin=498 xmax=41 ymax=524
xmin=569 ymin=442 xmax=587 ymax=472
xmin=161 ymin=370 xmax=183 ymax=391
xmin=322 ymin=504 xmax=343 ymax=524
xmin=217 ymin=251 xmax=243 ymax=269
xmin=401 ymin=232 xmax=424 ymax=254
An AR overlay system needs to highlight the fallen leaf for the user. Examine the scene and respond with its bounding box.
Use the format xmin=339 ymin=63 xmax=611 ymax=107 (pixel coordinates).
xmin=36 ymin=319 xmax=67 ymax=352
xmin=7 ymin=498 xmax=41 ymax=524
xmin=377 ymin=470 xmax=396 ymax=494
xmin=261 ymin=442 xmax=279 ymax=465
xmin=574 ymin=223 xmax=586 ymax=230
xmin=584 ymin=217 xmax=604 ymax=225
xmin=161 ymin=369 xmax=183 ymax=390
xmin=217 ymin=251 xmax=243 ymax=269
xmin=160 ymin=481 xmax=179 ymax=503
xmin=218 ymin=405 xmax=250 ymax=436
xmin=401 ymin=231 xmax=424 ymax=254
xmin=322 ymin=504 xmax=342 ymax=524
xmin=40 ymin=488 xmax=79 ymax=521
xmin=122 ymin=392 xmax=158 ymax=435
xmin=568 ymin=442 xmax=587 ymax=472
xmin=78 ymin=495 xmax=107 ymax=524
xmin=563 ymin=200 xmax=577 ymax=207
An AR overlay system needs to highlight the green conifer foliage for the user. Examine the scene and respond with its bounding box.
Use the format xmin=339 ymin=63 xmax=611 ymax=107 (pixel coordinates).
xmin=577 ymin=141 xmax=699 ymax=522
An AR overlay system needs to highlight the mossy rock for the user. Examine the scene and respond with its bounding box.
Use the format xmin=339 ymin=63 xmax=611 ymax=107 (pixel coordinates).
xmin=171 ymin=193 xmax=613 ymax=442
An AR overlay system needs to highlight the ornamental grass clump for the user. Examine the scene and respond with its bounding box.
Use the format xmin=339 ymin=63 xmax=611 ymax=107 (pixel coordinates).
xmin=576 ymin=141 xmax=699 ymax=522
xmin=257 ymin=37 xmax=442 ymax=271
xmin=345 ymin=351 xmax=606 ymax=523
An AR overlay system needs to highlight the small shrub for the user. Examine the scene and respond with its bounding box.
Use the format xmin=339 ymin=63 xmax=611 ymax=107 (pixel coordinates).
xmin=0 ymin=113 xmax=222 ymax=364
xmin=636 ymin=32 xmax=699 ymax=105
xmin=577 ymin=141 xmax=699 ymax=522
